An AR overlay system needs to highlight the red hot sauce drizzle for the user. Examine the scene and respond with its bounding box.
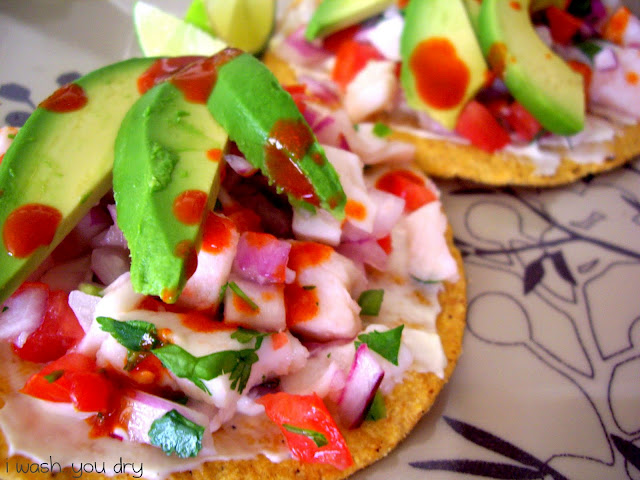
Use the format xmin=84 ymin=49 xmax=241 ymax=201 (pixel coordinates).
xmin=137 ymin=56 xmax=204 ymax=94
xmin=3 ymin=203 xmax=62 ymax=258
xmin=39 ymin=84 xmax=88 ymax=113
xmin=265 ymin=118 xmax=320 ymax=207
xmin=409 ymin=37 xmax=470 ymax=110
xmin=172 ymin=190 xmax=208 ymax=226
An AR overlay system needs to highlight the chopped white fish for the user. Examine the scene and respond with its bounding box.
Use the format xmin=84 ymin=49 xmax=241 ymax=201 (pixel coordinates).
xmin=0 ymin=126 xmax=18 ymax=156
xmin=178 ymin=213 xmax=239 ymax=311
xmin=287 ymin=246 xmax=365 ymax=341
xmin=292 ymin=207 xmax=342 ymax=246
xmin=223 ymin=276 xmax=286 ymax=332
xmin=590 ymin=47 xmax=640 ymax=119
xmin=345 ymin=122 xmax=416 ymax=165
xmin=324 ymin=145 xmax=377 ymax=235
xmin=345 ymin=60 xmax=399 ymax=123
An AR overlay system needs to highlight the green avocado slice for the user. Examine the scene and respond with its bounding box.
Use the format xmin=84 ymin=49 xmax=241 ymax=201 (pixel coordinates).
xmin=113 ymin=80 xmax=227 ymax=303
xmin=478 ymin=0 xmax=584 ymax=135
xmin=0 ymin=58 xmax=156 ymax=306
xmin=304 ymin=0 xmax=394 ymax=41
xmin=207 ymin=53 xmax=346 ymax=219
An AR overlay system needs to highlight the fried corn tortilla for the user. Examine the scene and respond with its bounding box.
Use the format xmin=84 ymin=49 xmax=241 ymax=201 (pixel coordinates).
xmin=264 ymin=50 xmax=640 ymax=187
xmin=0 ymin=222 xmax=466 ymax=480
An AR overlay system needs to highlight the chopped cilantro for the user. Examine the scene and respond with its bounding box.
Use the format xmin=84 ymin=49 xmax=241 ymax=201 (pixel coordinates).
xmin=372 ymin=122 xmax=392 ymax=138
xmin=302 ymin=285 xmax=316 ymax=290
xmin=365 ymin=391 xmax=387 ymax=421
xmin=2 ymin=306 xmax=8 ymax=313
xmin=283 ymin=424 xmax=328 ymax=447
xmin=410 ymin=275 xmax=440 ymax=285
xmin=97 ymin=317 xmax=160 ymax=352
xmin=577 ymin=41 xmax=602 ymax=61
xmin=355 ymin=325 xmax=404 ymax=366
xmin=43 ymin=370 xmax=64 ymax=383
xmin=7 ymin=133 xmax=16 ymax=139
xmin=231 ymin=327 xmax=268 ymax=346
xmin=357 ymin=289 xmax=384 ymax=316
xmin=228 ymin=281 xmax=259 ymax=311
xmin=148 ymin=409 xmax=205 ymax=458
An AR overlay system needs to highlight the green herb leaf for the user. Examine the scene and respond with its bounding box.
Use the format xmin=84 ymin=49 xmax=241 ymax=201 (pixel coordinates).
xmin=355 ymin=325 xmax=404 ymax=366
xmin=282 ymin=423 xmax=328 ymax=447
xmin=365 ymin=391 xmax=387 ymax=421
xmin=2 ymin=306 xmax=8 ymax=313
xmin=410 ymin=275 xmax=440 ymax=285
xmin=372 ymin=122 xmax=392 ymax=138
xmin=228 ymin=281 xmax=259 ymax=311
xmin=152 ymin=344 xmax=211 ymax=394
xmin=148 ymin=409 xmax=205 ymax=458
xmin=357 ymin=289 xmax=384 ymax=316
xmin=577 ymin=41 xmax=602 ymax=61
xmin=7 ymin=133 xmax=16 ymax=139
xmin=43 ymin=370 xmax=64 ymax=383
xmin=153 ymin=339 xmax=263 ymax=395
xmin=302 ymin=285 xmax=316 ymax=290
xmin=97 ymin=316 xmax=159 ymax=352
xmin=231 ymin=327 xmax=267 ymax=346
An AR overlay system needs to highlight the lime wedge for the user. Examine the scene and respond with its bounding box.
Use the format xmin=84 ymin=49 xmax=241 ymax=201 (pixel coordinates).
xmin=203 ymin=0 xmax=276 ymax=54
xmin=184 ymin=0 xmax=214 ymax=35
xmin=133 ymin=1 xmax=226 ymax=57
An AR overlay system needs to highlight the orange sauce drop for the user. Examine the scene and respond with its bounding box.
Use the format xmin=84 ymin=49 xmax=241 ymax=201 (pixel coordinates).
xmin=207 ymin=148 xmax=223 ymax=162
xmin=39 ymin=84 xmax=88 ymax=112
xmin=345 ymin=199 xmax=367 ymax=221
xmin=174 ymin=239 xmax=198 ymax=280
xmin=287 ymin=242 xmax=333 ymax=272
xmin=232 ymin=292 xmax=260 ymax=316
xmin=487 ymin=42 xmax=509 ymax=78
xmin=264 ymin=118 xmax=320 ymax=207
xmin=201 ymin=212 xmax=235 ymax=254
xmin=509 ymin=1 xmax=521 ymax=10
xmin=180 ymin=311 xmax=234 ymax=332
xmin=271 ymin=331 xmax=289 ymax=350
xmin=284 ymin=282 xmax=319 ymax=326
xmin=172 ymin=190 xmax=208 ymax=225
xmin=137 ymin=56 xmax=203 ymax=94
xmin=409 ymin=37 xmax=470 ymax=109
xmin=3 ymin=203 xmax=62 ymax=258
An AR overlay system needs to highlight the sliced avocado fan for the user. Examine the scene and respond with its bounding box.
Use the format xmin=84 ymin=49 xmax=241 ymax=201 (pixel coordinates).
xmin=113 ymin=79 xmax=228 ymax=304
xmin=208 ymin=52 xmax=346 ymax=219
xmin=0 ymin=58 xmax=157 ymax=306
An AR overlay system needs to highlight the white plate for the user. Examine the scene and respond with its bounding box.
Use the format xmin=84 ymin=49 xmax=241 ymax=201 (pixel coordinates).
xmin=1 ymin=2 xmax=639 ymax=479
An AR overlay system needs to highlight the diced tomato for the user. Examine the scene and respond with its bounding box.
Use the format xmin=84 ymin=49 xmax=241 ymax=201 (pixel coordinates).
xmin=377 ymin=234 xmax=392 ymax=255
xmin=546 ymin=6 xmax=583 ymax=45
xmin=21 ymin=352 xmax=115 ymax=413
xmin=375 ymin=169 xmax=437 ymax=213
xmin=332 ymin=40 xmax=384 ymax=91
xmin=283 ymin=84 xmax=308 ymax=113
xmin=257 ymin=392 xmax=353 ymax=470
xmin=506 ymin=102 xmax=543 ymax=142
xmin=13 ymin=287 xmax=85 ymax=363
xmin=322 ymin=25 xmax=362 ymax=55
xmin=455 ymin=100 xmax=511 ymax=153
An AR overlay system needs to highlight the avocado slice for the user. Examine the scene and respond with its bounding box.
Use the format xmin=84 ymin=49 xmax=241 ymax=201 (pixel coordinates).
xmin=305 ymin=0 xmax=394 ymax=41
xmin=207 ymin=52 xmax=346 ymax=218
xmin=478 ymin=0 xmax=584 ymax=135
xmin=401 ymin=0 xmax=489 ymax=129
xmin=113 ymin=80 xmax=227 ymax=304
xmin=0 ymin=58 xmax=156 ymax=306
xmin=462 ymin=0 xmax=481 ymax=32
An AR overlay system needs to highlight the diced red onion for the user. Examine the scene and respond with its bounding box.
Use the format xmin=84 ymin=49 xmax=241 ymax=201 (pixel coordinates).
xmin=337 ymin=238 xmax=388 ymax=272
xmin=337 ymin=344 xmax=384 ymax=429
xmin=107 ymin=204 xmax=118 ymax=224
xmin=75 ymin=205 xmax=111 ymax=242
xmin=370 ymin=189 xmax=405 ymax=239
xmin=91 ymin=247 xmax=131 ymax=286
xmin=225 ymin=153 xmax=258 ymax=177
xmin=90 ymin=224 xmax=128 ymax=250
xmin=39 ymin=256 xmax=92 ymax=292
xmin=594 ymin=47 xmax=618 ymax=71
xmin=232 ymin=232 xmax=291 ymax=284
xmin=0 ymin=284 xmax=47 ymax=347
xmin=298 ymin=75 xmax=341 ymax=105
xmin=121 ymin=390 xmax=210 ymax=445
xmin=68 ymin=290 xmax=101 ymax=333
xmin=278 ymin=26 xmax=331 ymax=66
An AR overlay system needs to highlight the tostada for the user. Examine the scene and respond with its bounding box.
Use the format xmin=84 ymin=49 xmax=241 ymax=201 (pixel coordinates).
xmin=266 ymin=0 xmax=640 ymax=186
xmin=0 ymin=48 xmax=466 ymax=479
